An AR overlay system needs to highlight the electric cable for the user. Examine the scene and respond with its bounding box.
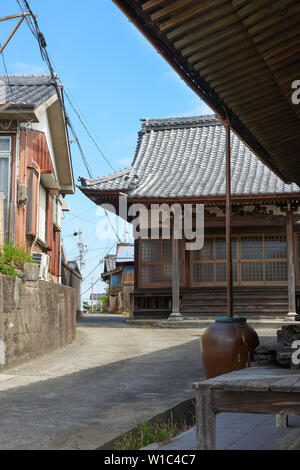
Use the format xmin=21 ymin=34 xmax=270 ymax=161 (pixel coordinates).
xmin=16 ymin=0 xmax=123 ymax=244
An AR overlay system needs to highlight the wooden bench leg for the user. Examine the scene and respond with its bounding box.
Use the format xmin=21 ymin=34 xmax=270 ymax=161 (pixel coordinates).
xmin=195 ymin=387 xmax=216 ymax=450
xmin=276 ymin=413 xmax=289 ymax=428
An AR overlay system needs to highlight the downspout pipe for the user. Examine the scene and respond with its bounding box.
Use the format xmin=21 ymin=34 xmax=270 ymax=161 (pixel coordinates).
xmin=13 ymin=127 xmax=20 ymax=244
xmin=30 ymin=160 xmax=41 ymax=255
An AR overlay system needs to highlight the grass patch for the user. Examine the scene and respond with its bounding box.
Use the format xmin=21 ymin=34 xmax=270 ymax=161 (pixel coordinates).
xmin=0 ymin=240 xmax=34 ymax=276
xmin=115 ymin=414 xmax=195 ymax=450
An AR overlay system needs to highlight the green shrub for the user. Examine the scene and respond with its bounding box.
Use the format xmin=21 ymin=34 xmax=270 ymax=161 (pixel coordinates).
xmin=116 ymin=416 xmax=194 ymax=450
xmin=0 ymin=261 xmax=19 ymax=276
xmin=0 ymin=240 xmax=34 ymax=276
xmin=99 ymin=295 xmax=108 ymax=313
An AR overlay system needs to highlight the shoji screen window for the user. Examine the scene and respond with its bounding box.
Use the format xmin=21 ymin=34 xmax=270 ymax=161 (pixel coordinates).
xmin=191 ymin=234 xmax=287 ymax=285
xmin=240 ymin=235 xmax=287 ymax=283
xmin=191 ymin=236 xmax=238 ymax=286
xmin=140 ymin=239 xmax=184 ymax=287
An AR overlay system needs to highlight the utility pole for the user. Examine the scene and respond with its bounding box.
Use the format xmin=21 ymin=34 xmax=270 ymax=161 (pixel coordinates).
xmin=90 ymin=277 xmax=94 ymax=313
xmin=74 ymin=229 xmax=87 ymax=272
xmin=124 ymin=221 xmax=129 ymax=243
xmin=0 ymin=12 xmax=31 ymax=55
xmin=73 ymin=230 xmax=87 ymax=312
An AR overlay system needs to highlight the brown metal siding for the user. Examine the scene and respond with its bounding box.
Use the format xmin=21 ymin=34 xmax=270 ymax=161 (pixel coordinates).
xmin=24 ymin=129 xmax=54 ymax=174
xmin=26 ymin=168 xmax=38 ymax=237
xmin=50 ymin=230 xmax=60 ymax=277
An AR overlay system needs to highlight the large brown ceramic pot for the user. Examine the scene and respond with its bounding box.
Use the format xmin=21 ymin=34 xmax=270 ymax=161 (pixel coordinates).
xmin=201 ymin=317 xmax=259 ymax=379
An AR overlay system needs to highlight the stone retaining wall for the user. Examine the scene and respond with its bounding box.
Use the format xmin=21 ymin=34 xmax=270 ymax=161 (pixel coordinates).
xmin=0 ymin=264 xmax=76 ymax=369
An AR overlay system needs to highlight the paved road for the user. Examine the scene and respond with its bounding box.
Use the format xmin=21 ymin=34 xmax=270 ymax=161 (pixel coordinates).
xmin=0 ymin=315 xmax=205 ymax=450
xmin=79 ymin=313 xmax=126 ymax=326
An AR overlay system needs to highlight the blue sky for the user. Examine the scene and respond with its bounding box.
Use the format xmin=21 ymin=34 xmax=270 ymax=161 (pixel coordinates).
xmin=1 ymin=0 xmax=211 ymax=300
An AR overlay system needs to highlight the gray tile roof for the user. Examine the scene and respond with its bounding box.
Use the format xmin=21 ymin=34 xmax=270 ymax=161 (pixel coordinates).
xmin=79 ymin=115 xmax=300 ymax=198
xmin=0 ymin=75 xmax=58 ymax=108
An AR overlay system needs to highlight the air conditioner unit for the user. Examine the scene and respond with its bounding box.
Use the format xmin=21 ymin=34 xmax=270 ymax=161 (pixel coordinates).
xmin=32 ymin=253 xmax=50 ymax=281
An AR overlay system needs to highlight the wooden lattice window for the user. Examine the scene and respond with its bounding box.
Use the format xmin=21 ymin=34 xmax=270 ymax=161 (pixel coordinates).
xmin=240 ymin=235 xmax=287 ymax=283
xmin=191 ymin=234 xmax=288 ymax=286
xmin=140 ymin=239 xmax=185 ymax=287
xmin=191 ymin=236 xmax=238 ymax=286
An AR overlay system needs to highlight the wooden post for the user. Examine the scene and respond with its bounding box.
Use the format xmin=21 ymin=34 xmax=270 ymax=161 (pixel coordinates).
xmin=225 ymin=122 xmax=233 ymax=317
xmin=276 ymin=413 xmax=289 ymax=428
xmin=0 ymin=14 xmax=29 ymax=55
xmin=195 ymin=387 xmax=216 ymax=450
xmin=168 ymin=234 xmax=183 ymax=321
xmin=286 ymin=209 xmax=296 ymax=321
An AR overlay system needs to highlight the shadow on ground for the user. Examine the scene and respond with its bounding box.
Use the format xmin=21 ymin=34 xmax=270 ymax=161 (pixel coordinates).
xmin=78 ymin=314 xmax=127 ymax=327
xmin=0 ymin=335 xmax=203 ymax=450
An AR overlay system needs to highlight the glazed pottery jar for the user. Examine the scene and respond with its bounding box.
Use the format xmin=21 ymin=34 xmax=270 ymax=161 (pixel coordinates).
xmin=201 ymin=317 xmax=259 ymax=379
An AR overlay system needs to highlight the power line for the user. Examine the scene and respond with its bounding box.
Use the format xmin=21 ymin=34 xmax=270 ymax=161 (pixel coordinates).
xmin=66 ymin=116 xmax=93 ymax=177
xmin=16 ymin=0 xmax=93 ymax=178
xmin=0 ymin=39 xmax=35 ymax=125
xmin=64 ymin=91 xmax=116 ymax=172
xmin=63 ymin=206 xmax=96 ymax=223
xmin=17 ymin=1 xmax=123 ymax=245
xmin=82 ymin=261 xmax=102 ymax=282
xmin=64 ymin=213 xmax=98 ymax=226
xmin=16 ymin=0 xmax=37 ymax=37
xmin=81 ymin=277 xmax=102 ymax=297
xmin=63 ymin=209 xmax=122 ymax=244
xmin=18 ymin=0 xmax=115 ymax=175
xmin=82 ymin=241 xmax=117 ymax=281
xmin=50 ymin=57 xmax=112 ymax=159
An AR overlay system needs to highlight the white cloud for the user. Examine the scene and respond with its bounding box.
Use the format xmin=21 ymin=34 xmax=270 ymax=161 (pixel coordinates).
xmin=10 ymin=62 xmax=46 ymax=74
xmin=162 ymin=97 xmax=213 ymax=119
xmin=162 ymin=69 xmax=184 ymax=85
xmin=118 ymin=156 xmax=133 ymax=167
xmin=179 ymin=98 xmax=212 ymax=117
xmin=161 ymin=69 xmax=214 ymax=117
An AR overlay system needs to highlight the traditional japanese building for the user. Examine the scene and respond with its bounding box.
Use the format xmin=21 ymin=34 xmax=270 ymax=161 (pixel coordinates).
xmin=79 ymin=115 xmax=300 ymax=320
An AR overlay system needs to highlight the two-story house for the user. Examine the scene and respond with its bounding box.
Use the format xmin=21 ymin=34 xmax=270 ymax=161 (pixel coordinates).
xmin=0 ymin=74 xmax=74 ymax=282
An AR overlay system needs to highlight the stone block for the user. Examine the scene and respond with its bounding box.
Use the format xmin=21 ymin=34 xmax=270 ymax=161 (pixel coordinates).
xmin=23 ymin=263 xmax=39 ymax=282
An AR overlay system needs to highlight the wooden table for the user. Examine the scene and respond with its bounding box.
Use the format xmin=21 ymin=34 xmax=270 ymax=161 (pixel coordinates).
xmin=193 ymin=366 xmax=300 ymax=450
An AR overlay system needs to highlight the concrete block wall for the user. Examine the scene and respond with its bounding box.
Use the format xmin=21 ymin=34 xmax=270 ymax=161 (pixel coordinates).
xmin=0 ymin=268 xmax=76 ymax=369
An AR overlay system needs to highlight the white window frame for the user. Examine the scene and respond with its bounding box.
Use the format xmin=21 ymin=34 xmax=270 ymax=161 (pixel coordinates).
xmin=53 ymin=195 xmax=63 ymax=230
xmin=38 ymin=184 xmax=47 ymax=244
xmin=0 ymin=137 xmax=12 ymax=234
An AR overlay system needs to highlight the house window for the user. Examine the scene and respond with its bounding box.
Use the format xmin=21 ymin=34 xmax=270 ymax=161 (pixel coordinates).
xmin=53 ymin=196 xmax=63 ymax=229
xmin=140 ymin=239 xmax=184 ymax=287
xmin=191 ymin=234 xmax=287 ymax=286
xmin=38 ymin=184 xmax=47 ymax=244
xmin=0 ymin=137 xmax=11 ymax=234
